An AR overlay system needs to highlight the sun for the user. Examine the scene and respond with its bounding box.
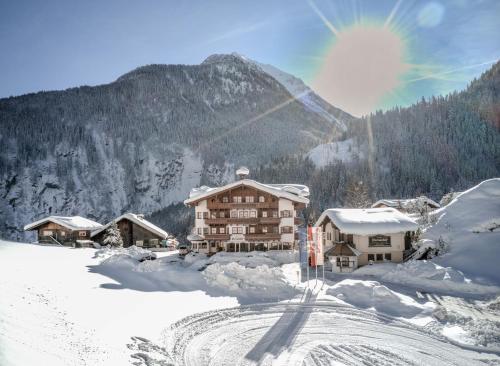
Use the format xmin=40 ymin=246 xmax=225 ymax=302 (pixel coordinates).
xmin=313 ymin=24 xmax=409 ymax=117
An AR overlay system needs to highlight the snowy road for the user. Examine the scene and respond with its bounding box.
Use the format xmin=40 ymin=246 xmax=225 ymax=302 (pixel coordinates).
xmin=132 ymin=298 xmax=500 ymax=366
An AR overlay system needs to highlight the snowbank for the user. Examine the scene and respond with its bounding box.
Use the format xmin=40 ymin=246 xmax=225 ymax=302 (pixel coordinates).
xmin=203 ymin=262 xmax=298 ymax=302
xmin=326 ymin=279 xmax=433 ymax=318
xmin=354 ymin=261 xmax=499 ymax=296
xmin=421 ymin=178 xmax=500 ymax=285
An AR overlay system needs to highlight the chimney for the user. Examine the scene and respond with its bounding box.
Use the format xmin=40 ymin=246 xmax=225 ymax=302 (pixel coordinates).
xmin=236 ymin=166 xmax=249 ymax=180
xmin=136 ymin=214 xmax=145 ymax=219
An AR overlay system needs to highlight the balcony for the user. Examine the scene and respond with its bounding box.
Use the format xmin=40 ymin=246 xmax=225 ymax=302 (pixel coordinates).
xmin=207 ymin=201 xmax=279 ymax=209
xmin=205 ymin=218 xmax=229 ymax=225
xmin=245 ymin=233 xmax=281 ymax=241
xmin=204 ymin=234 xmax=230 ymax=240
xmin=260 ymin=217 xmax=281 ymax=224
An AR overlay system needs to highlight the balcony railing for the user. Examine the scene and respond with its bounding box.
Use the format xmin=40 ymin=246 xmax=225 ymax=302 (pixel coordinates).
xmin=206 ymin=217 xmax=283 ymax=225
xmin=204 ymin=234 xmax=230 ymax=240
xmin=245 ymin=233 xmax=281 ymax=241
xmin=207 ymin=201 xmax=279 ymax=209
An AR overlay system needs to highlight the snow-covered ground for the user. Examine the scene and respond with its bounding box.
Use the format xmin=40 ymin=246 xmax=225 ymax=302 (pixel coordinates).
xmin=419 ymin=178 xmax=500 ymax=285
xmin=1 ymin=239 xmax=499 ymax=365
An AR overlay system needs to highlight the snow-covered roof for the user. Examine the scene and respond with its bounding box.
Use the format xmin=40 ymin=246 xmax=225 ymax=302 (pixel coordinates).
xmin=91 ymin=213 xmax=169 ymax=239
xmin=315 ymin=208 xmax=418 ymax=235
xmin=325 ymin=243 xmax=362 ymax=257
xmin=184 ymin=179 xmax=310 ymax=205
xmin=24 ymin=216 xmax=103 ymax=231
xmin=187 ymin=234 xmax=204 ymax=241
xmin=371 ymin=196 xmax=440 ymax=210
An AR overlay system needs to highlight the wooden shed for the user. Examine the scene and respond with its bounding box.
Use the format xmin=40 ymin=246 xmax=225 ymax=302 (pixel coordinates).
xmin=91 ymin=213 xmax=170 ymax=250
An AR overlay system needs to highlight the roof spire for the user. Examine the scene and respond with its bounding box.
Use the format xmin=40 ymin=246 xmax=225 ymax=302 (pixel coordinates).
xmin=236 ymin=166 xmax=249 ymax=180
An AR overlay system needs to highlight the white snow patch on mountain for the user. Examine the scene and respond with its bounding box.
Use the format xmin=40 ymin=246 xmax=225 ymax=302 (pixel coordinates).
xmin=307 ymin=138 xmax=363 ymax=167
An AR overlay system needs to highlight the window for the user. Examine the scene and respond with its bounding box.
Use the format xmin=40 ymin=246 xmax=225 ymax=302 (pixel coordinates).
xmin=250 ymin=211 xmax=257 ymax=218
xmin=201 ymin=243 xmax=207 ymax=249
xmin=233 ymin=196 xmax=242 ymax=203
xmin=243 ymin=211 xmax=249 ymax=218
xmin=79 ymin=231 xmax=87 ymax=237
xmin=197 ymin=212 xmax=202 ymax=219
xmin=60 ymin=231 xmax=66 ymax=236
xmin=211 ymin=227 xmax=217 ymax=234
xmin=220 ymin=211 xmax=225 ymax=218
xmin=347 ymin=234 xmax=353 ymax=244
xmin=272 ymin=226 xmax=279 ymax=233
xmin=369 ymin=235 xmax=391 ymax=247
xmin=232 ymin=227 xmax=244 ymax=234
xmin=246 ymin=196 xmax=254 ymax=203
xmin=385 ymin=253 xmax=392 ymax=261
xmin=272 ymin=211 xmax=278 ymax=218
xmin=281 ymin=210 xmax=292 ymax=218
xmin=231 ymin=210 xmax=238 ymax=218
xmin=211 ymin=212 xmax=217 ymax=219
xmin=262 ymin=211 xmax=268 ymax=218
xmin=368 ymin=254 xmax=375 ymax=262
xmin=249 ymin=226 xmax=256 ymax=233
xmin=259 ymin=196 xmax=265 ymax=203
xmin=192 ymin=243 xmax=198 ymax=250
xmin=337 ymin=257 xmax=350 ymax=267
xmin=220 ymin=227 xmax=225 ymax=234
xmin=211 ymin=242 xmax=216 ymax=247
xmin=376 ymin=254 xmax=383 ymax=261
xmin=43 ymin=230 xmax=53 ymax=236
xmin=203 ymin=227 xmax=209 ymax=235
xmin=327 ymin=232 xmax=332 ymax=241
xmin=239 ymin=211 xmax=244 ymax=218
xmin=197 ymin=228 xmax=202 ymax=235
xmin=203 ymin=212 xmax=208 ymax=219
xmin=281 ymin=226 xmax=293 ymax=234
xmin=222 ymin=196 xmax=229 ymax=203
xmin=262 ymin=226 xmax=268 ymax=233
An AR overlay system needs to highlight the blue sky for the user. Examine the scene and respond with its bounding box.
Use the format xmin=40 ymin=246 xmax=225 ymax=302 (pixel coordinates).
xmin=0 ymin=0 xmax=498 ymax=115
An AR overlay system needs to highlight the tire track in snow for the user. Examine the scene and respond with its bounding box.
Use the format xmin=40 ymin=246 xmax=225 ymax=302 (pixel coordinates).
xmin=133 ymin=302 xmax=500 ymax=365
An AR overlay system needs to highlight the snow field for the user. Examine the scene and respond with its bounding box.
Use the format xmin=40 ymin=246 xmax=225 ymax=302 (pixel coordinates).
xmin=152 ymin=301 xmax=499 ymax=366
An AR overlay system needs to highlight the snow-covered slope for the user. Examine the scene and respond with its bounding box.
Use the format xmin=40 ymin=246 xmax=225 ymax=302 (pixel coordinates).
xmin=244 ymin=54 xmax=353 ymax=130
xmin=307 ymin=138 xmax=363 ymax=167
xmin=423 ymin=178 xmax=500 ymax=285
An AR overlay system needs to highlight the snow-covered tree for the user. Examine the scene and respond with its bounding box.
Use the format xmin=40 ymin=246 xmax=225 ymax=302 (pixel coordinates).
xmin=103 ymin=222 xmax=123 ymax=248
xmin=344 ymin=180 xmax=371 ymax=208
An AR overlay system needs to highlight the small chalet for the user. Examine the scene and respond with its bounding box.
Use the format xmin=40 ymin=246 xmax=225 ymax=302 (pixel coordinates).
xmin=91 ymin=213 xmax=171 ymax=250
xmin=24 ymin=216 xmax=103 ymax=247
xmin=371 ymin=196 xmax=440 ymax=214
xmin=315 ymin=208 xmax=418 ymax=272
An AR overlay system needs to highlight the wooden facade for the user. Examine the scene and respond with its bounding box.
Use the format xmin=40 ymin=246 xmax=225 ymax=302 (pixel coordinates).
xmin=186 ymin=182 xmax=308 ymax=254
xmin=32 ymin=222 xmax=92 ymax=246
xmin=92 ymin=217 xmax=166 ymax=248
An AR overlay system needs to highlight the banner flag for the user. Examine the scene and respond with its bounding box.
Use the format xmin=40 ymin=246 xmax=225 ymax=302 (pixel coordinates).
xmin=307 ymin=226 xmax=324 ymax=266
xmin=298 ymin=228 xmax=308 ymax=268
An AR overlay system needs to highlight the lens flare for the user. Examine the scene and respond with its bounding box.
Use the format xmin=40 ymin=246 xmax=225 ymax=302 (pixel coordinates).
xmin=312 ymin=24 xmax=409 ymax=117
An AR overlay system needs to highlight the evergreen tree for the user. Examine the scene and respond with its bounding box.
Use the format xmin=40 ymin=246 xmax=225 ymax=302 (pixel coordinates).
xmin=103 ymin=222 xmax=123 ymax=248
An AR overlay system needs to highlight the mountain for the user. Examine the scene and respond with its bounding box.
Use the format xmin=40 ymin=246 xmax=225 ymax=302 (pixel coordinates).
xmin=238 ymin=53 xmax=354 ymax=129
xmin=0 ymin=53 xmax=346 ymax=241
xmin=252 ymin=61 xmax=500 ymax=217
